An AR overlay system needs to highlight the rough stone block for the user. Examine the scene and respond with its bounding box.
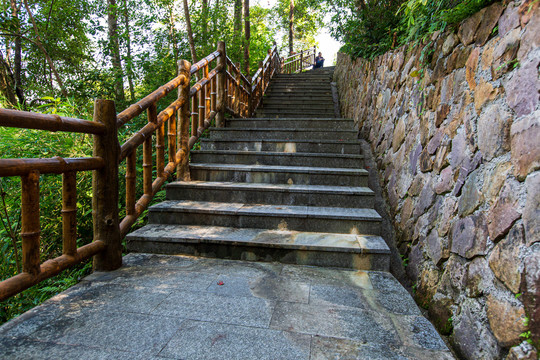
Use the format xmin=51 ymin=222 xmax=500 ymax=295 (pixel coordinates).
xmin=450 ymin=214 xmax=488 ymax=258
xmin=487 ymin=291 xmax=528 ymax=347
xmin=488 ymin=224 xmax=525 ymax=294
xmin=487 ymin=178 xmax=522 ymax=241
xmin=458 ymin=8 xmax=486 ymax=46
xmin=523 ymin=172 xmax=540 ymax=246
xmin=478 ymin=104 xmax=512 ymax=160
xmin=510 ymin=110 xmax=540 ymax=180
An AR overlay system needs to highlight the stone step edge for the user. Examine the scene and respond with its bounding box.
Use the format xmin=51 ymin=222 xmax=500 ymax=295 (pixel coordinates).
xmin=200 ymin=138 xmax=361 ymax=145
xmin=149 ymin=200 xmax=382 ymax=222
xmin=166 ymin=181 xmax=374 ymax=196
xmin=191 ymin=150 xmax=364 ymax=160
xmin=126 ymin=224 xmax=390 ymax=255
xmin=226 ymin=117 xmax=353 ymax=121
xmin=209 ymin=127 xmax=356 ymax=133
xmin=189 ymin=163 xmax=369 ymax=176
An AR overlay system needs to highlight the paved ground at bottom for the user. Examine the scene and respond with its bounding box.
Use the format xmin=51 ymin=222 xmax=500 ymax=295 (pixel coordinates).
xmin=0 ymin=254 xmax=454 ymax=359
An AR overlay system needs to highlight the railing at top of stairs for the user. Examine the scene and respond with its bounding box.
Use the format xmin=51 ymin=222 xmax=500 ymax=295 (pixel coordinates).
xmin=0 ymin=41 xmax=282 ymax=301
xmin=281 ymin=46 xmax=317 ymax=74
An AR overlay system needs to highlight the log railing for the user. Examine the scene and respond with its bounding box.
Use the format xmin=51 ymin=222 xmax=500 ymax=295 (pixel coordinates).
xmin=282 ymin=46 xmax=316 ymax=74
xmin=0 ymin=40 xmax=283 ymax=301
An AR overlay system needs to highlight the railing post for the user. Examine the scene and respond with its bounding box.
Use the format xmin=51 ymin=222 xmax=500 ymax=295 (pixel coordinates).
xmin=177 ymin=59 xmax=192 ymax=180
xmin=313 ymin=46 xmax=316 ymax=66
xmin=216 ymin=41 xmax=226 ymax=128
xmin=300 ymin=50 xmax=303 ymax=73
xmin=92 ymin=99 xmax=122 ymax=271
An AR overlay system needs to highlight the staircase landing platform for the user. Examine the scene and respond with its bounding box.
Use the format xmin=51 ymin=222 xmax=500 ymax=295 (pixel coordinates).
xmin=0 ymin=254 xmax=454 ymax=359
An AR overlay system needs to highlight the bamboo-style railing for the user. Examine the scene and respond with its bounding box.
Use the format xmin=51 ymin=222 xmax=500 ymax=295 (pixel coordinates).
xmin=282 ymin=46 xmax=317 ymax=74
xmin=0 ymin=41 xmax=283 ymax=301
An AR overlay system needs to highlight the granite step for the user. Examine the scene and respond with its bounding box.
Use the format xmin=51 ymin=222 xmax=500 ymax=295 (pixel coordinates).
xmin=225 ymin=118 xmax=354 ymax=130
xmin=147 ymin=200 xmax=382 ymax=235
xmin=199 ymin=138 xmax=362 ymax=154
xmin=166 ymin=181 xmax=375 ymax=208
xmin=189 ymin=163 xmax=369 ymax=186
xmin=126 ymin=224 xmax=390 ymax=270
xmin=209 ymin=128 xmax=358 ymax=141
xmin=190 ymin=150 xmax=364 ymax=168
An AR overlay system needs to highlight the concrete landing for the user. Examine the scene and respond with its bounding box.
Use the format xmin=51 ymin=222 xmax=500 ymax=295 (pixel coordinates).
xmin=0 ymin=254 xmax=454 ymax=359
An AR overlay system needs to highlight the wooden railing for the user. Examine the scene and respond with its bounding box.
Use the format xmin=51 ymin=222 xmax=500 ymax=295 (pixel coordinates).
xmin=0 ymin=41 xmax=282 ymax=301
xmin=282 ymin=47 xmax=316 ymax=74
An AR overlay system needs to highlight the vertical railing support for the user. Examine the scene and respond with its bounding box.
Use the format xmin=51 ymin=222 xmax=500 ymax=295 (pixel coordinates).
xmin=216 ymin=41 xmax=226 ymax=128
xmin=62 ymin=171 xmax=77 ymax=256
xmin=92 ymin=99 xmax=121 ymax=271
xmin=21 ymin=170 xmax=40 ymax=275
xmin=177 ymin=59 xmax=192 ymax=180
xmin=300 ymin=50 xmax=303 ymax=73
xmin=234 ymin=62 xmax=241 ymax=116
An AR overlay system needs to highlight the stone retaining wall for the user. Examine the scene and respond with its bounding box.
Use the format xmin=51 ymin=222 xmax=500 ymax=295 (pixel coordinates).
xmin=334 ymin=1 xmax=539 ymax=359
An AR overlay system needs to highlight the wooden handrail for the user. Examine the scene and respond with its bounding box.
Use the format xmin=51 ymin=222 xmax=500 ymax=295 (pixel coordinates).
xmin=0 ymin=40 xmax=280 ymax=301
xmin=281 ymin=46 xmax=316 ymax=74
xmin=0 ymin=108 xmax=106 ymax=134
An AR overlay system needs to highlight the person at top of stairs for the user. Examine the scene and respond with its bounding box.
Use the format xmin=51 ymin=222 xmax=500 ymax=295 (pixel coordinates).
xmin=313 ymin=52 xmax=325 ymax=69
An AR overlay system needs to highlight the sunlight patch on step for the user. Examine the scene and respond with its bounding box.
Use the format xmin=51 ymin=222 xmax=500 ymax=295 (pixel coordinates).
xmin=284 ymin=142 xmax=297 ymax=153
xmin=349 ymin=270 xmax=373 ymax=289
xmin=278 ymin=220 xmax=288 ymax=231
xmin=349 ymin=227 xmax=360 ymax=235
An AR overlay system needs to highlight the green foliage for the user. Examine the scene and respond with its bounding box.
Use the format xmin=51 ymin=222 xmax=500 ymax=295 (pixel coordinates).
xmin=329 ymin=0 xmax=498 ymax=59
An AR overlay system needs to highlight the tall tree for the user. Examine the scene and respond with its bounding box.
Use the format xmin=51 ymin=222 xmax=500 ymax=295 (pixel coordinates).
xmin=201 ymin=0 xmax=208 ymax=51
xmin=289 ymin=0 xmax=294 ymax=54
xmin=243 ymin=0 xmax=250 ymax=75
xmin=0 ymin=49 xmax=17 ymax=105
xmin=23 ymin=0 xmax=68 ymax=97
xmin=107 ymin=0 xmax=125 ymax=103
xmin=183 ymin=0 xmax=197 ymax=64
xmin=122 ymin=0 xmax=135 ymax=101
xmin=10 ymin=0 xmax=24 ymax=106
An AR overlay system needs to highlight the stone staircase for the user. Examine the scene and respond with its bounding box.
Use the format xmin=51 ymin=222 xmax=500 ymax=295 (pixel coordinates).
xmin=126 ymin=67 xmax=390 ymax=271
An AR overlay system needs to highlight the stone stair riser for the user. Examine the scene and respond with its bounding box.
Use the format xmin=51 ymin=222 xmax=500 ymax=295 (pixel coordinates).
xmin=166 ymin=186 xmax=375 ymax=208
xmin=126 ymin=240 xmax=390 ymax=271
xmin=190 ymin=168 xmax=368 ymax=187
xmin=225 ymin=120 xmax=355 ymax=130
xmin=209 ymin=130 xmax=357 ymax=141
xmin=148 ymin=210 xmax=382 ymax=235
xmin=200 ymin=140 xmax=362 ymax=154
xmin=191 ymin=152 xmax=363 ymax=168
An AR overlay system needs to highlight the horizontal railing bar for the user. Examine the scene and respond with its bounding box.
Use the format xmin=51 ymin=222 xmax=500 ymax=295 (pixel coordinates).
xmin=190 ymin=51 xmax=220 ymax=74
xmin=0 ymin=157 xmax=104 ymax=177
xmin=226 ymin=58 xmax=251 ymax=85
xmin=119 ymin=97 xmax=186 ymax=161
xmin=0 ymin=240 xmax=106 ymax=301
xmin=0 ymin=108 xmax=105 ymax=135
xmin=117 ymin=74 xmax=188 ymax=127
xmin=189 ymin=68 xmax=219 ymax=97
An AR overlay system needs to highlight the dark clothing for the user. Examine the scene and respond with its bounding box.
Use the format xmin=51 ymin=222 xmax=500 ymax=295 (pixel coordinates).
xmin=313 ymin=56 xmax=324 ymax=69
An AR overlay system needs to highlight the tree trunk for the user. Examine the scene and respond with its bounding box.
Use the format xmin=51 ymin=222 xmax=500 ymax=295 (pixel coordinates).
xmin=167 ymin=3 xmax=179 ymax=76
xmin=0 ymin=49 xmax=18 ymax=106
xmin=202 ymin=0 xmax=208 ymax=52
xmin=23 ymin=0 xmax=68 ymax=98
xmin=289 ymin=0 xmax=294 ymax=55
xmin=107 ymin=0 xmax=125 ymax=103
xmin=10 ymin=0 xmax=24 ymax=106
xmin=183 ymin=0 xmax=198 ymax=65
xmin=232 ymin=0 xmax=242 ymax=59
xmin=122 ymin=0 xmax=135 ymax=101
xmin=243 ymin=0 xmax=250 ymax=75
